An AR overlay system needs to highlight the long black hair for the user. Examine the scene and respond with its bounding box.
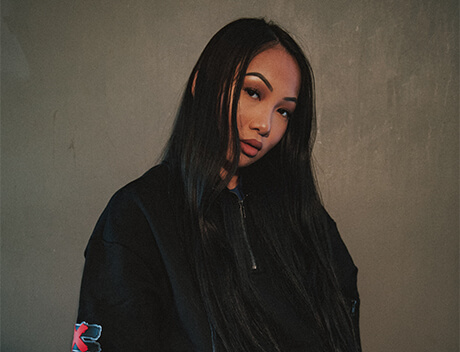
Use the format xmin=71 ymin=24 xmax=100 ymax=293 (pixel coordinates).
xmin=163 ymin=18 xmax=360 ymax=351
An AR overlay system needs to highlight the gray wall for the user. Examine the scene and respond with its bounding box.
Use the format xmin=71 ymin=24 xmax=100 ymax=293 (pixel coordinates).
xmin=1 ymin=0 xmax=458 ymax=351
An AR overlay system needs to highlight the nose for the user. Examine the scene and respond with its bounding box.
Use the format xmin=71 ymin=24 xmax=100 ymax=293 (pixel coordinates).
xmin=249 ymin=109 xmax=271 ymax=137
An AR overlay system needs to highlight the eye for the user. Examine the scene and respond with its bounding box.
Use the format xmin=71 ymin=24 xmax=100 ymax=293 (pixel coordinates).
xmin=244 ymin=87 xmax=260 ymax=100
xmin=277 ymin=108 xmax=292 ymax=119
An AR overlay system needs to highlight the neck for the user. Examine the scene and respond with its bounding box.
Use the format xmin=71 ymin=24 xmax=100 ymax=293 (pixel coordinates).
xmin=221 ymin=167 xmax=239 ymax=189
xmin=227 ymin=175 xmax=239 ymax=189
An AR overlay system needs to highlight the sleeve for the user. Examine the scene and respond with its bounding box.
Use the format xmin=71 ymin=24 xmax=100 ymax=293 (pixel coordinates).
xmin=325 ymin=215 xmax=361 ymax=350
xmin=73 ymin=188 xmax=171 ymax=352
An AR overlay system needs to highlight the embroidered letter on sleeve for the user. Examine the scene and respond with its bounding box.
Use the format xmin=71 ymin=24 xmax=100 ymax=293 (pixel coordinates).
xmin=72 ymin=322 xmax=102 ymax=352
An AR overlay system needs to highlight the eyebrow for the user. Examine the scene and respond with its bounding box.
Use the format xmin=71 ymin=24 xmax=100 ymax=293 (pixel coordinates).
xmin=246 ymin=72 xmax=273 ymax=91
xmin=284 ymin=97 xmax=297 ymax=103
xmin=246 ymin=72 xmax=297 ymax=103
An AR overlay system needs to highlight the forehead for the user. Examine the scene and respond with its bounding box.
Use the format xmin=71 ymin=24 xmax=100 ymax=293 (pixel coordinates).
xmin=245 ymin=45 xmax=301 ymax=95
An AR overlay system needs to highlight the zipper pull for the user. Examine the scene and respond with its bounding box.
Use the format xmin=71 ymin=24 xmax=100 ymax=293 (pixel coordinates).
xmin=239 ymin=200 xmax=246 ymax=218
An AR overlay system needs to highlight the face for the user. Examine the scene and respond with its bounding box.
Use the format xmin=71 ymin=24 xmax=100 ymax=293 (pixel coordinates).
xmin=234 ymin=45 xmax=301 ymax=168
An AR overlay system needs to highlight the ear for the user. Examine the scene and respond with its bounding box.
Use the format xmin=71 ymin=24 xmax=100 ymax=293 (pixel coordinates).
xmin=191 ymin=71 xmax=198 ymax=96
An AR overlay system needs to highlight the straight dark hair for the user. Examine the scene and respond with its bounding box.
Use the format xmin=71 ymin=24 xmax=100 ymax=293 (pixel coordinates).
xmin=163 ymin=18 xmax=360 ymax=351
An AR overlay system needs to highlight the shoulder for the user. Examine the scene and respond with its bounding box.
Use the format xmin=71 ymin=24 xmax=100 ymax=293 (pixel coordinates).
xmin=103 ymin=163 xmax=175 ymax=220
xmin=322 ymin=210 xmax=359 ymax=299
xmin=90 ymin=163 xmax=177 ymax=247
xmin=82 ymin=163 xmax=183 ymax=282
xmin=110 ymin=163 xmax=171 ymax=206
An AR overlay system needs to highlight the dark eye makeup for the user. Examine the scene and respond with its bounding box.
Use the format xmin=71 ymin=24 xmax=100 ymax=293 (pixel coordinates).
xmin=244 ymin=87 xmax=261 ymax=100
xmin=277 ymin=108 xmax=292 ymax=119
xmin=243 ymin=86 xmax=294 ymax=119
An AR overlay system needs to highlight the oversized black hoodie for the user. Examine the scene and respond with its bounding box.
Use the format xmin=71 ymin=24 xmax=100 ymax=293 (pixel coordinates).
xmin=73 ymin=163 xmax=360 ymax=351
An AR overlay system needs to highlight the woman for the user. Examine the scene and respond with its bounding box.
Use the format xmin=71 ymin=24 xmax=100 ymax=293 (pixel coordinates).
xmin=74 ymin=18 xmax=361 ymax=352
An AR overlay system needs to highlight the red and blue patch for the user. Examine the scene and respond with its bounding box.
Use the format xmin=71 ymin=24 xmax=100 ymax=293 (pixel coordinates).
xmin=72 ymin=321 xmax=102 ymax=352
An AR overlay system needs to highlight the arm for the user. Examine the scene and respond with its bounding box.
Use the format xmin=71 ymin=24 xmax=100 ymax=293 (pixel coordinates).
xmin=325 ymin=215 xmax=361 ymax=350
xmin=74 ymin=188 xmax=170 ymax=351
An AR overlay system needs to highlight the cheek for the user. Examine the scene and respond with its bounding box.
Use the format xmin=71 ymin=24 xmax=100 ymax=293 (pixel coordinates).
xmin=270 ymin=120 xmax=289 ymax=146
xmin=236 ymin=103 xmax=249 ymax=128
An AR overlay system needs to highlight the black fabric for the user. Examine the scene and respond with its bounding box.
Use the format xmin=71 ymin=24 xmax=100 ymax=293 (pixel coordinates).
xmin=76 ymin=163 xmax=360 ymax=351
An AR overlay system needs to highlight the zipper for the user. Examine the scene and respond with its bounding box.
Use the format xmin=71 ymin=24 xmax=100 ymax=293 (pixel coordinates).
xmin=208 ymin=196 xmax=257 ymax=350
xmin=237 ymin=199 xmax=257 ymax=271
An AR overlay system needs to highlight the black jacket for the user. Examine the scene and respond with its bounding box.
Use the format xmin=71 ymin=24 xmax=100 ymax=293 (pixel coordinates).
xmin=75 ymin=164 xmax=360 ymax=351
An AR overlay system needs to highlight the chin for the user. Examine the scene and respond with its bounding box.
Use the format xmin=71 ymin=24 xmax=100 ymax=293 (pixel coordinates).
xmin=238 ymin=154 xmax=260 ymax=168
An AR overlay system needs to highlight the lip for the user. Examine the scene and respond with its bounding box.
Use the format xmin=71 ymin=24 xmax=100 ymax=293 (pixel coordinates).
xmin=240 ymin=139 xmax=262 ymax=157
xmin=240 ymin=139 xmax=262 ymax=150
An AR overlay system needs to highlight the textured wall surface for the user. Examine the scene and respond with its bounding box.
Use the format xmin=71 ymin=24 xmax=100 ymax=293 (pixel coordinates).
xmin=1 ymin=0 xmax=458 ymax=351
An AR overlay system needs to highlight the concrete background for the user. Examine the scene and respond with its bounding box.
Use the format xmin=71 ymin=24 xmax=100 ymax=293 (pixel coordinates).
xmin=1 ymin=0 xmax=458 ymax=351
